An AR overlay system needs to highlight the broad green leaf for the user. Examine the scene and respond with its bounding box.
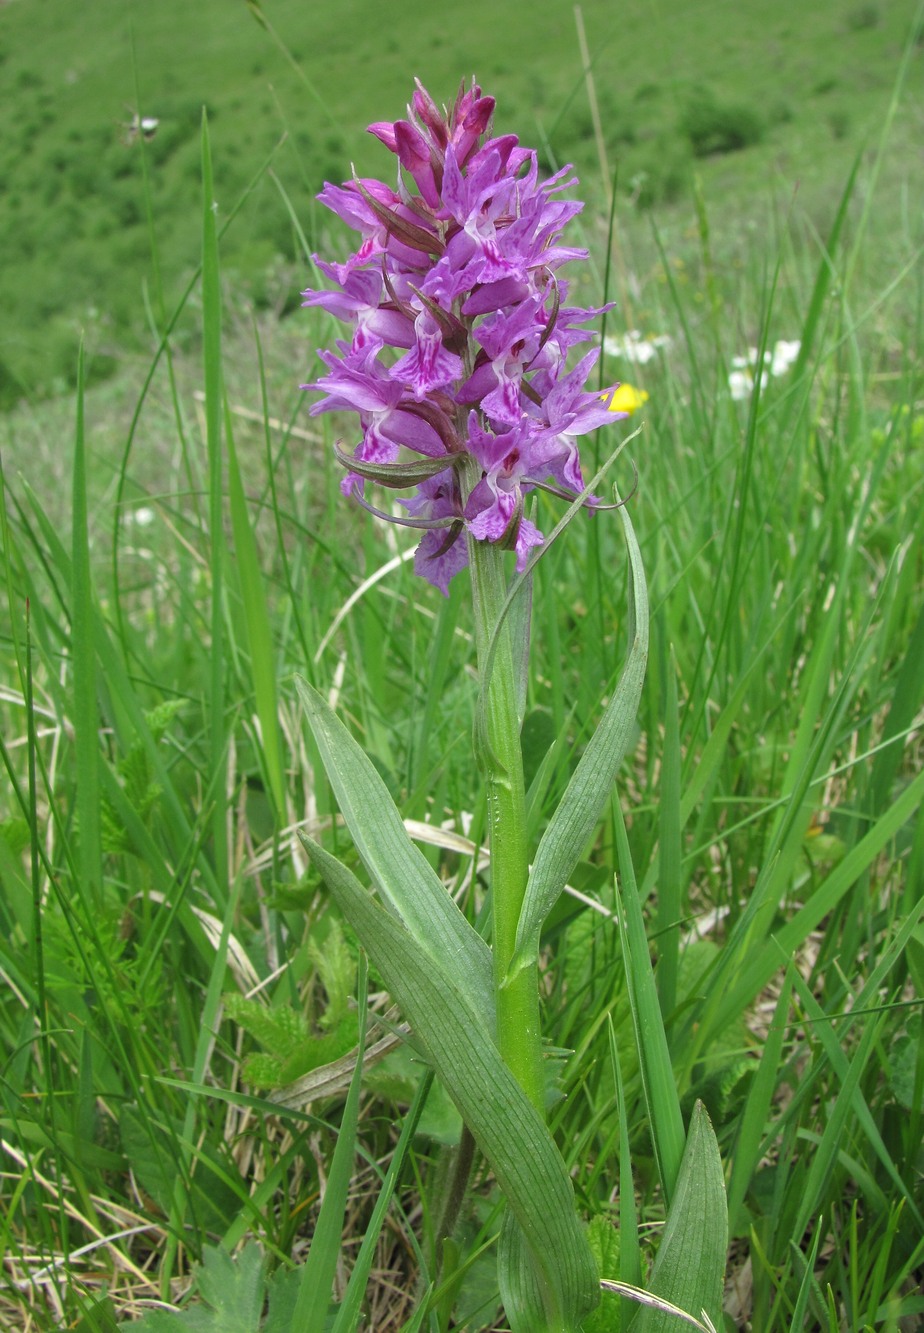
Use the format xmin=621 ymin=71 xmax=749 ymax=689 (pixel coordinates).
xmin=302 ymin=835 xmax=599 ymax=1332
xmin=296 ymin=676 xmax=494 ymax=1028
xmin=631 ymin=1102 xmax=727 ymax=1333
xmin=511 ymin=502 xmax=648 ymax=980
xmin=498 ymin=1210 xmax=557 ymax=1333
xmin=117 ymin=1312 xmax=182 ymax=1332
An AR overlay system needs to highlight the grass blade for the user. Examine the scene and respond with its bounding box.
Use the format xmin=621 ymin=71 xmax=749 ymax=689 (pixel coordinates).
xmin=291 ymin=957 xmax=369 ymax=1333
xmin=613 ymin=800 xmax=685 ymax=1204
xmin=631 ymin=1102 xmax=727 ymax=1333
xmin=225 ymin=404 xmax=286 ymax=819
xmin=201 ymin=108 xmax=228 ymax=903
xmin=655 ymin=643 xmax=681 ymax=1021
xmin=331 ymin=1068 xmax=434 ymax=1333
xmin=70 ymin=342 xmax=101 ymax=905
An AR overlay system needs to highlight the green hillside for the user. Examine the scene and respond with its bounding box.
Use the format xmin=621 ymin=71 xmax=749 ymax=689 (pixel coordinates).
xmin=0 ymin=0 xmax=920 ymax=404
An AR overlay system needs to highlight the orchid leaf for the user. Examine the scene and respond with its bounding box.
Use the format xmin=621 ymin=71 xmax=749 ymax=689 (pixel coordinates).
xmin=498 ymin=1210 xmax=559 ymax=1333
xmin=510 ymin=501 xmax=648 ymax=980
xmin=473 ymin=429 xmax=641 ymax=772
xmin=295 ymin=676 xmax=494 ymax=1029
xmin=300 ymin=834 xmax=599 ymax=1332
xmin=629 ymin=1102 xmax=727 ymax=1333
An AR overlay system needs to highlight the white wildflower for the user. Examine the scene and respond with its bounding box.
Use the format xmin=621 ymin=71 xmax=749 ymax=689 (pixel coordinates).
xmin=604 ymin=330 xmax=672 ymax=365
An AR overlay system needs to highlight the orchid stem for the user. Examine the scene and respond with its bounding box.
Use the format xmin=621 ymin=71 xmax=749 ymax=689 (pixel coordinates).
xmin=466 ymin=517 xmax=545 ymax=1118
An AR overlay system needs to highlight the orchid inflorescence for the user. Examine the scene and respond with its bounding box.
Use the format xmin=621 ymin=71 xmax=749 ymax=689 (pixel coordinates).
xmin=303 ymin=78 xmax=627 ymax=593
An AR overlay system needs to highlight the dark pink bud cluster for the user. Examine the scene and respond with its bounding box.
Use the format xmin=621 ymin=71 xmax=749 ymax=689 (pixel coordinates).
xmin=303 ymin=79 xmax=624 ymax=593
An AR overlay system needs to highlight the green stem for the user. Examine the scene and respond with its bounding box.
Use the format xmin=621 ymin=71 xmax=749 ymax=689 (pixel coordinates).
xmin=465 ymin=504 xmax=544 ymax=1117
xmin=434 ymin=1126 xmax=477 ymax=1267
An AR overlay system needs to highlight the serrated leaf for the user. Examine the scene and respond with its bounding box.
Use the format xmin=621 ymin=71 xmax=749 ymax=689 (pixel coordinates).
xmin=630 ymin=1102 xmax=727 ymax=1333
xmin=224 ymin=992 xmax=310 ymax=1057
xmin=262 ymin=1265 xmax=303 ymax=1333
xmin=194 ymin=1245 xmax=267 ymax=1331
xmin=302 ymin=834 xmax=599 ymax=1332
xmin=117 ymin=1312 xmax=183 ymax=1332
xmin=308 ymin=916 xmax=354 ymax=1030
xmin=117 ymin=1244 xmax=267 ymax=1333
xmin=511 ymin=503 xmax=648 ymax=981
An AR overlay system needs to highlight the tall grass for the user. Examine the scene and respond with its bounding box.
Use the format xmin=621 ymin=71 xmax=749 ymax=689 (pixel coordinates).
xmin=1 ymin=50 xmax=922 ymax=1333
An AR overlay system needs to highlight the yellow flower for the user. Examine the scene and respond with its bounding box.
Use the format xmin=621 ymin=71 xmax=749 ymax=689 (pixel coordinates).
xmin=605 ymin=383 xmax=649 ymax=414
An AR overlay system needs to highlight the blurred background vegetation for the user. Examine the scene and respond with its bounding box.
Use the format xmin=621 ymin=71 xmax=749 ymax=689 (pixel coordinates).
xmin=0 ymin=0 xmax=920 ymax=407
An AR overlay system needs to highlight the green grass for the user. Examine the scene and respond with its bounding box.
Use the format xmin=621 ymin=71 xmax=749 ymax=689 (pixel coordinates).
xmin=1 ymin=0 xmax=921 ymax=403
xmin=2 ymin=5 xmax=924 ymax=1331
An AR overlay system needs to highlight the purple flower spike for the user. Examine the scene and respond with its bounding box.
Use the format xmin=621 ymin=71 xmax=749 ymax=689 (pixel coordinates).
xmin=303 ymin=79 xmax=625 ymax=592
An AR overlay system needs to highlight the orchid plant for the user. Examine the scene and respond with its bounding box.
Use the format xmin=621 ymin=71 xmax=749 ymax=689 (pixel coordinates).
xmin=297 ymin=80 xmax=654 ymax=1332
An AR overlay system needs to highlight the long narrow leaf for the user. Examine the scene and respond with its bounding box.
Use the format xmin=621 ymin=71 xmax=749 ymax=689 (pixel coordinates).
xmin=301 ymin=835 xmax=599 ymax=1332
xmin=296 ymin=676 xmax=494 ymax=1027
xmin=656 ymin=644 xmax=682 ymax=1020
xmin=511 ymin=502 xmax=648 ymax=979
xmin=201 ymin=108 xmax=228 ymax=904
xmin=226 ymin=405 xmax=286 ymax=818
xmin=726 ymin=970 xmax=794 ymax=1235
xmin=631 ymin=1102 xmax=727 ymax=1333
xmin=71 ymin=342 xmax=102 ymax=904
xmin=608 ymin=1017 xmax=641 ymax=1332
xmin=331 ymin=1068 xmax=433 ymax=1333
xmin=710 ymin=766 xmax=924 ymax=1034
xmin=613 ymin=803 xmax=685 ymax=1205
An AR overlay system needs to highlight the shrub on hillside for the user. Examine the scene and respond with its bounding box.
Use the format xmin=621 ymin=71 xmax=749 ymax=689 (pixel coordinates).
xmin=631 ymin=134 xmax=692 ymax=209
xmin=681 ymin=88 xmax=764 ymax=157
